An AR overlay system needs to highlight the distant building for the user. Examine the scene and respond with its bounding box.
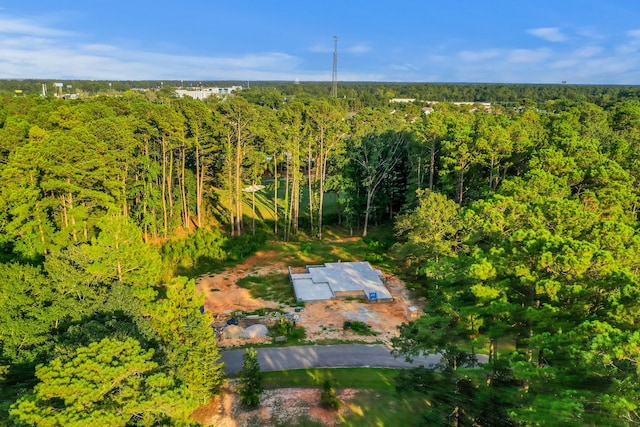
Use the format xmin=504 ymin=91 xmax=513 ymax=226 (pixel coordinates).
xmin=289 ymin=261 xmax=392 ymax=303
xmin=423 ymin=101 xmax=493 ymax=112
xmin=175 ymin=86 xmax=242 ymax=100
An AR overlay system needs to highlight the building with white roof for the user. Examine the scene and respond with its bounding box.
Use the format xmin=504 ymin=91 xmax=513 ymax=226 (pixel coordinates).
xmin=289 ymin=261 xmax=392 ymax=303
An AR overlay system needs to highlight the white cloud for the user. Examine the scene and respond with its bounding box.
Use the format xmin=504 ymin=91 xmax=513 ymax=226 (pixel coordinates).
xmin=389 ymin=63 xmax=418 ymax=71
xmin=527 ymin=27 xmax=567 ymax=42
xmin=309 ymin=42 xmax=371 ymax=54
xmin=345 ymin=43 xmax=371 ymax=54
xmin=0 ymin=12 xmax=310 ymax=80
xmin=308 ymin=43 xmax=332 ymax=54
xmin=507 ymin=48 xmax=550 ymax=64
xmin=550 ymin=59 xmax=577 ymax=69
xmin=626 ymin=29 xmax=640 ymax=38
xmin=458 ymin=49 xmax=501 ymax=62
xmin=573 ymin=46 xmax=602 ymax=58
xmin=0 ymin=15 xmax=73 ymax=37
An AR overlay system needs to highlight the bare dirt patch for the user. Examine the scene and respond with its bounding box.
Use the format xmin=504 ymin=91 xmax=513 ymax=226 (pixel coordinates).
xmin=194 ymin=382 xmax=358 ymax=427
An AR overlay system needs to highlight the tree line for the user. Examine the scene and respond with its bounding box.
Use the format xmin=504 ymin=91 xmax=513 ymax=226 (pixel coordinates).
xmin=2 ymin=85 xmax=640 ymax=424
xmin=392 ymin=99 xmax=640 ymax=425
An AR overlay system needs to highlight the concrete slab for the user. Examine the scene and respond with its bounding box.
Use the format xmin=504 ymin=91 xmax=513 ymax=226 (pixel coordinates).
xmin=290 ymin=261 xmax=392 ymax=302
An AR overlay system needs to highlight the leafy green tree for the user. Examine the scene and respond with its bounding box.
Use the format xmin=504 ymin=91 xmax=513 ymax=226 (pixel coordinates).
xmin=394 ymin=189 xmax=464 ymax=268
xmin=44 ymin=214 xmax=161 ymax=316
xmin=307 ymin=99 xmax=347 ymax=239
xmin=238 ymin=347 xmax=263 ymax=406
xmin=349 ymin=129 xmax=407 ymax=236
xmin=148 ymin=277 xmax=225 ymax=402
xmin=10 ymin=337 xmax=195 ymax=427
xmin=410 ymin=109 xmax=447 ymax=192
xmin=0 ymin=263 xmax=55 ymax=364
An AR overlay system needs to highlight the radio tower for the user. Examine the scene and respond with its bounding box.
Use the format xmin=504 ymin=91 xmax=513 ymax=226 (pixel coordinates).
xmin=331 ymin=36 xmax=338 ymax=98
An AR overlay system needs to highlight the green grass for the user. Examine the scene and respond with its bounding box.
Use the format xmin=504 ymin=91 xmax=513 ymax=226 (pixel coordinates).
xmin=262 ymin=368 xmax=428 ymax=426
xmin=263 ymin=368 xmax=400 ymax=390
xmin=235 ymin=273 xmax=296 ymax=304
xmin=214 ymin=178 xmax=342 ymax=224
xmin=339 ymin=389 xmax=427 ymax=427
xmin=263 ymin=224 xmax=399 ymax=274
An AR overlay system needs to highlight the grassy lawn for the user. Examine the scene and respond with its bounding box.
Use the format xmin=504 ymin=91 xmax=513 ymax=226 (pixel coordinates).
xmin=263 ymin=224 xmax=398 ymax=274
xmin=262 ymin=368 xmax=427 ymax=426
xmin=236 ymin=273 xmax=295 ymax=304
xmin=213 ymin=178 xmax=342 ymax=224
xmin=263 ymin=368 xmax=399 ymax=390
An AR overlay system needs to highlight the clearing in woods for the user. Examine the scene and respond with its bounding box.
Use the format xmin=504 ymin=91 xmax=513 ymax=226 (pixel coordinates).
xmin=193 ymin=236 xmax=425 ymax=426
xmin=196 ymin=240 xmax=420 ymax=347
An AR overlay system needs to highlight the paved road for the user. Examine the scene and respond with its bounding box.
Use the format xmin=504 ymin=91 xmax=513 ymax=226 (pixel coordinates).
xmin=221 ymin=344 xmax=448 ymax=375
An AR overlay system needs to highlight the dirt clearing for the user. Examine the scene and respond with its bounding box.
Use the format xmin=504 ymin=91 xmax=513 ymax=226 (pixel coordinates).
xmin=194 ymin=382 xmax=358 ymax=426
xmin=196 ymin=250 xmax=420 ymax=347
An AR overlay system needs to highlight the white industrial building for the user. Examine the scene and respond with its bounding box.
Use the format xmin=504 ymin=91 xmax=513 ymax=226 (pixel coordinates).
xmin=175 ymin=86 xmax=242 ymax=100
xmin=289 ymin=261 xmax=392 ymax=303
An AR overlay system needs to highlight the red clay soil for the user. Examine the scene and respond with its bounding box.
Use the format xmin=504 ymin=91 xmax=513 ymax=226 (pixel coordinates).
xmin=192 ymin=382 xmax=359 ymax=427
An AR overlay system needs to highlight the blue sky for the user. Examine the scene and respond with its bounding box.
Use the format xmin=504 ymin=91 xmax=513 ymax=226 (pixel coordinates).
xmin=1 ymin=1 xmax=640 ymax=84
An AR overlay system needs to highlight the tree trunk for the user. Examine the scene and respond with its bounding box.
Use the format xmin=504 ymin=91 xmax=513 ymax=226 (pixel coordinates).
xmin=168 ymin=148 xmax=174 ymax=215
xmin=226 ymin=134 xmax=235 ymax=236
xmin=429 ymin=140 xmax=436 ymax=190
xmin=235 ymin=122 xmax=243 ymax=235
xmin=273 ymin=152 xmax=278 ymax=236
xmin=195 ymin=142 xmax=202 ymax=228
xmin=458 ymin=167 xmax=465 ymax=205
xmin=362 ymin=189 xmax=374 ymax=237
xmin=307 ymin=138 xmax=314 ymax=236
xmin=251 ymin=180 xmax=256 ymax=235
xmin=488 ymin=337 xmax=497 ymax=364
xmin=318 ymin=150 xmax=326 ymax=240
xmin=180 ymin=143 xmax=188 ymax=231
xmin=68 ymin=190 xmax=77 ymax=242
xmin=161 ymin=135 xmax=168 ymax=236
xmin=284 ymin=153 xmax=291 ymax=241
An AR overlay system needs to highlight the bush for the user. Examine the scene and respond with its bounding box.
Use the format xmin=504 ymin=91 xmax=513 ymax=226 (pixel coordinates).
xmin=320 ymin=379 xmax=341 ymax=410
xmin=161 ymin=228 xmax=227 ymax=268
xmin=223 ymin=231 xmax=268 ymax=261
xmin=269 ymin=318 xmax=306 ymax=341
xmin=343 ymin=320 xmax=377 ymax=336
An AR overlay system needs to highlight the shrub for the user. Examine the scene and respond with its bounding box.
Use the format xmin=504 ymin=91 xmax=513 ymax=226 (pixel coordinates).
xmin=269 ymin=318 xmax=306 ymax=340
xmin=161 ymin=228 xmax=227 ymax=267
xmin=224 ymin=231 xmax=267 ymax=261
xmin=343 ymin=320 xmax=377 ymax=336
xmin=320 ymin=379 xmax=341 ymax=410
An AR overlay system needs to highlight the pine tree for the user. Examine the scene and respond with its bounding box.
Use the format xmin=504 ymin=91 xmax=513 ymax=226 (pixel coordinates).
xmin=238 ymin=347 xmax=263 ymax=406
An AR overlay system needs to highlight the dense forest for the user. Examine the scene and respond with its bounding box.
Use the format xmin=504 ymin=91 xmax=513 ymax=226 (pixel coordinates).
xmin=2 ymin=83 xmax=640 ymax=425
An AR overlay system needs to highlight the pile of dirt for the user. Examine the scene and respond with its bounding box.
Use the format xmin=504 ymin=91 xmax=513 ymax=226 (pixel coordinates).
xmin=223 ymin=325 xmax=244 ymax=339
xmin=243 ymin=324 xmax=268 ymax=339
